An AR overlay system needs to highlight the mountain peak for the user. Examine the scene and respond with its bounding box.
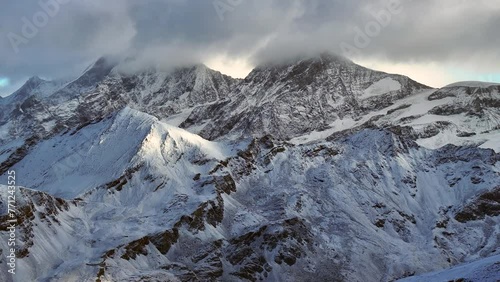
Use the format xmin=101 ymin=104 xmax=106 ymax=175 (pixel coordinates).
xmin=47 ymin=56 xmax=118 ymax=102
xmin=8 ymin=76 xmax=48 ymax=100
xmin=244 ymin=51 xmax=366 ymax=90
xmin=26 ymin=76 xmax=45 ymax=84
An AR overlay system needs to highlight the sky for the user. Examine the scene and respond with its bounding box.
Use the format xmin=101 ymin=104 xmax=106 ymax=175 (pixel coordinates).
xmin=1 ymin=0 xmax=500 ymax=97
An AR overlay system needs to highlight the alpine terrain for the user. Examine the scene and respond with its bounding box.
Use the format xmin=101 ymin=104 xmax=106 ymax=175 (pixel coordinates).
xmin=0 ymin=53 xmax=499 ymax=282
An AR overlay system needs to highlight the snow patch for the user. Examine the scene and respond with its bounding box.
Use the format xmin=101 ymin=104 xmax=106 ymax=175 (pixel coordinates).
xmin=362 ymin=77 xmax=401 ymax=99
xmin=398 ymin=254 xmax=500 ymax=282
xmin=0 ymin=121 xmax=12 ymax=140
xmin=289 ymin=118 xmax=357 ymax=145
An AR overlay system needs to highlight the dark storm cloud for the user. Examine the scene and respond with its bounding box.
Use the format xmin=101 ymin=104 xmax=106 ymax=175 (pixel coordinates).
xmin=0 ymin=0 xmax=499 ymax=96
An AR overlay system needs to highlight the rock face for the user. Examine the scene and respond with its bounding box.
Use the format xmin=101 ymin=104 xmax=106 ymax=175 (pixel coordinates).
xmin=74 ymin=63 xmax=237 ymax=124
xmin=428 ymin=84 xmax=500 ymax=116
xmin=181 ymin=53 xmax=429 ymax=140
xmin=455 ymin=186 xmax=500 ymax=222
xmin=0 ymin=53 xmax=499 ymax=282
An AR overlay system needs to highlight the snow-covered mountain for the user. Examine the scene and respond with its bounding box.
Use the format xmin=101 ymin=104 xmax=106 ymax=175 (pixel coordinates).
xmin=180 ymin=53 xmax=430 ymax=140
xmin=0 ymin=53 xmax=499 ymax=282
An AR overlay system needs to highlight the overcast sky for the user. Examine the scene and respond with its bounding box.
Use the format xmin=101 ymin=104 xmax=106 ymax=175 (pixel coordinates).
xmin=1 ymin=0 xmax=499 ymax=97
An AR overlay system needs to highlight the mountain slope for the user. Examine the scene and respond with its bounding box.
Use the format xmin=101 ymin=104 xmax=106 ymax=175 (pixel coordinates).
xmin=334 ymin=83 xmax=500 ymax=152
xmin=72 ymin=64 xmax=238 ymax=126
xmin=0 ymin=76 xmax=65 ymax=130
xmin=283 ymin=84 xmax=500 ymax=152
xmin=0 ymin=108 xmax=229 ymax=199
xmin=47 ymin=57 xmax=118 ymax=103
xmin=0 ymin=109 xmax=499 ymax=281
xmin=180 ymin=53 xmax=430 ymax=140
xmin=0 ymin=108 xmax=232 ymax=281
xmin=0 ymin=53 xmax=499 ymax=282
xmin=398 ymin=254 xmax=500 ymax=282
xmin=0 ymin=60 xmax=239 ymax=182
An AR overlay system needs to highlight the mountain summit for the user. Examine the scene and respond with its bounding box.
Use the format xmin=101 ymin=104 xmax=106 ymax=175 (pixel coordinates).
xmin=181 ymin=52 xmax=430 ymax=140
xmin=0 ymin=53 xmax=498 ymax=282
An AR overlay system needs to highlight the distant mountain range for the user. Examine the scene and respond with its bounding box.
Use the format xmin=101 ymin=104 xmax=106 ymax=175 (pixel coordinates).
xmin=0 ymin=53 xmax=498 ymax=282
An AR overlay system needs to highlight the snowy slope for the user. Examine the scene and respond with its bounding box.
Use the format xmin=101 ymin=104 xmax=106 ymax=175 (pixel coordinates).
xmin=0 ymin=59 xmax=238 ymax=182
xmin=0 ymin=109 xmax=233 ymax=281
xmin=0 ymin=76 xmax=66 ymax=104
xmin=181 ymin=53 xmax=430 ymax=140
xmin=398 ymin=254 xmax=500 ymax=282
xmin=0 ymin=53 xmax=499 ymax=282
xmin=0 ymin=108 xmax=228 ymax=199
xmin=361 ymin=77 xmax=402 ymax=99
xmin=76 ymin=64 xmax=237 ymax=122
xmin=289 ymin=83 xmax=500 ymax=152
xmin=1 ymin=119 xmax=499 ymax=281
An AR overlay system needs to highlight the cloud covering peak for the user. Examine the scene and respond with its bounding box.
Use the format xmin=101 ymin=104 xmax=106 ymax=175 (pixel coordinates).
xmin=1 ymin=0 xmax=499 ymax=95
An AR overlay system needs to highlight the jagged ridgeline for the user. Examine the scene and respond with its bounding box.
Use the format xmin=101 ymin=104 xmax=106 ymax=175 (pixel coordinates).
xmin=0 ymin=53 xmax=499 ymax=281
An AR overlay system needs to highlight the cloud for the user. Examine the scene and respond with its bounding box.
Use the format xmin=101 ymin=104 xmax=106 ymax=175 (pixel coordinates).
xmin=0 ymin=0 xmax=499 ymax=96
